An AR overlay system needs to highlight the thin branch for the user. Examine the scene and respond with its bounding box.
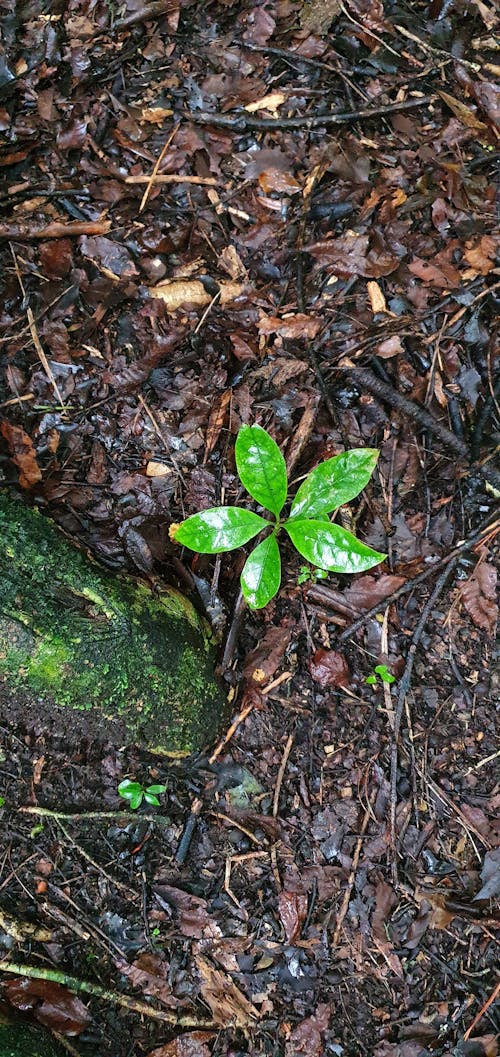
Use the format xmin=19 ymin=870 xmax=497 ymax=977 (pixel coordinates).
xmin=185 ymin=94 xmax=436 ymax=132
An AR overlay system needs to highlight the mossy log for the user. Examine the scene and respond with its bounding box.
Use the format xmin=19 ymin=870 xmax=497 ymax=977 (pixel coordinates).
xmin=0 ymin=1014 xmax=64 ymax=1057
xmin=0 ymin=492 xmax=226 ymax=755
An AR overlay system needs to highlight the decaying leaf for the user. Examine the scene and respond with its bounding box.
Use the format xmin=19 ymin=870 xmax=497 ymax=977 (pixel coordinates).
xmin=4 ymin=978 xmax=91 ymax=1036
xmin=309 ymin=649 xmax=350 ymax=688
xmin=460 ymin=558 xmax=498 ymax=635
xmin=195 ymin=954 xmax=260 ymax=1027
xmin=285 ymin=1003 xmax=330 ymax=1056
xmin=474 ymin=848 xmax=500 ymax=902
xmin=278 ymin=890 xmax=308 ymax=943
xmin=438 ymin=90 xmax=488 ymax=131
xmin=149 ymin=280 xmax=245 ymax=311
xmin=147 ymin=1035 xmax=213 ymax=1057
xmin=0 ymin=420 xmax=42 ymax=489
xmin=116 ymin=953 xmax=178 ymax=1008
xmin=258 ymin=313 xmax=322 ymax=339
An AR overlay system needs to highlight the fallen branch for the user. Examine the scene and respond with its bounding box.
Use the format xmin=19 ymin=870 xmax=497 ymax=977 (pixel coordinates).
xmin=0 ymin=961 xmax=215 ymax=1028
xmin=0 ymin=220 xmax=111 ymax=240
xmin=125 ymin=174 xmax=219 ymax=187
xmin=185 ymin=94 xmax=435 ymax=132
xmin=18 ymin=805 xmax=171 ymax=827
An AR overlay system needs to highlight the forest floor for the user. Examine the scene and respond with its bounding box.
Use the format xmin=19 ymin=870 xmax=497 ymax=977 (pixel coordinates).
xmin=0 ymin=0 xmax=499 ymax=1054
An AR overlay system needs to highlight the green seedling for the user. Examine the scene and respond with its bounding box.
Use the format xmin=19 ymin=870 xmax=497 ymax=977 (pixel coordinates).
xmin=170 ymin=424 xmax=385 ymax=609
xmin=118 ymin=779 xmax=166 ymax=810
xmin=297 ymin=565 xmax=329 ymax=585
xmin=365 ymin=664 xmax=396 ymax=686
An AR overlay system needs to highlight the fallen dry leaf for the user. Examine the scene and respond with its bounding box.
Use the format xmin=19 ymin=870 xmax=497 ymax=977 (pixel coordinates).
xmin=196 ymin=954 xmax=260 ymax=1028
xmin=460 ymin=559 xmax=498 ymax=635
xmin=147 ymin=1035 xmax=213 ymax=1057
xmin=463 ymin=235 xmax=499 ymax=275
xmin=259 ymin=313 xmax=322 ymax=339
xmin=149 ymin=280 xmax=245 ymax=311
xmin=0 ymin=420 xmax=42 ymax=489
xmin=300 ymin=0 xmax=341 ymax=34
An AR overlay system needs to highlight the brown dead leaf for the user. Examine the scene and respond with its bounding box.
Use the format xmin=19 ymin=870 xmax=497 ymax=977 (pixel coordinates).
xmin=1 ymin=420 xmax=42 ymax=488
xmin=196 ymin=954 xmax=260 ymax=1028
xmin=460 ymin=559 xmax=498 ymax=635
xmin=154 ymin=885 xmax=220 ymax=939
xmin=258 ymin=169 xmax=301 ymax=195
xmin=408 ymin=256 xmax=461 ymax=288
xmin=146 ymin=461 xmax=171 ymax=477
xmin=204 ymin=389 xmax=231 ymax=463
xmin=463 ymin=235 xmax=499 ymax=275
xmin=39 ymin=238 xmax=73 ymax=278
xmin=116 ymin=953 xmax=178 ymax=1008
xmin=259 ymin=313 xmax=322 ymax=339
xmin=438 ymin=90 xmax=488 ymax=131
xmin=278 ymin=890 xmax=308 ymax=943
xmin=306 ymin=232 xmax=399 ymax=278
xmin=285 ymin=1003 xmax=330 ymax=1056
xmin=471 ymin=80 xmax=500 ymax=128
xmin=376 ymin=335 xmax=403 ymax=358
xmin=243 ymin=623 xmax=293 ymax=684
xmin=80 ymin=235 xmax=138 ymax=278
xmin=310 ymin=649 xmax=350 ymax=688
xmin=147 ymin=1035 xmax=213 ymax=1057
xmin=4 ymin=978 xmax=90 ymax=1036
xmin=149 ymin=280 xmax=245 ymax=311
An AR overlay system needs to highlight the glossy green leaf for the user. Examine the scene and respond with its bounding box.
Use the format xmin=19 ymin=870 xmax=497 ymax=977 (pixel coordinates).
xmin=241 ymin=533 xmax=281 ymax=610
xmin=285 ymin=519 xmax=385 ymax=574
xmin=235 ymin=424 xmax=287 ymax=516
xmin=172 ymin=507 xmax=268 ymax=553
xmin=144 ymin=792 xmax=161 ymax=806
xmin=290 ymin=449 xmax=379 ymax=520
xmin=146 ymin=784 xmax=166 ymax=795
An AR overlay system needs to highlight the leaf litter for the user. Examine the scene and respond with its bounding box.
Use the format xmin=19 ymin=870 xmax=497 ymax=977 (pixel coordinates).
xmin=0 ymin=0 xmax=498 ymax=1051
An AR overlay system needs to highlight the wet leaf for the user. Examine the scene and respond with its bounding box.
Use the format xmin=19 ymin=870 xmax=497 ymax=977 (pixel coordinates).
xmin=290 ymin=449 xmax=379 ymax=519
xmin=309 ymin=649 xmax=350 ymax=688
xmin=80 ymin=235 xmax=138 ymax=278
xmin=235 ymin=424 xmax=288 ymax=516
xmin=241 ymin=533 xmax=281 ymax=609
xmin=171 ymin=507 xmax=268 ymax=553
xmin=4 ymin=978 xmax=91 ymax=1036
xmin=278 ymin=890 xmax=308 ymax=943
xmin=285 ymin=519 xmax=385 ymax=574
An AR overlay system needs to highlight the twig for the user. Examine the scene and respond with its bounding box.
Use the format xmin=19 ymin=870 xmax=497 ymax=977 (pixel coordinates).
xmin=185 ymin=95 xmax=435 ymax=132
xmin=208 ymin=698 xmax=255 ymax=765
xmin=339 ymin=515 xmax=500 ymax=641
xmin=390 ymin=561 xmax=458 ymax=883
xmin=175 ymin=797 xmax=202 ymax=865
xmin=18 ymin=805 xmax=172 ymax=826
xmin=125 ymin=174 xmax=219 ymax=188
xmin=272 ymin=735 xmax=294 ymax=819
xmin=463 ymin=980 xmax=500 ymax=1041
xmin=221 ymin=588 xmax=247 ymax=670
xmin=0 ymin=961 xmax=214 ymax=1027
xmin=0 ymin=220 xmax=111 ymax=240
xmin=27 ymin=308 xmax=66 ymax=408
xmin=138 ymin=121 xmax=180 ymax=213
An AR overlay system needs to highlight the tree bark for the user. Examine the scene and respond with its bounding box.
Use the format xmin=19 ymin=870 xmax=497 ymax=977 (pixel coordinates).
xmin=0 ymin=492 xmax=226 ymax=755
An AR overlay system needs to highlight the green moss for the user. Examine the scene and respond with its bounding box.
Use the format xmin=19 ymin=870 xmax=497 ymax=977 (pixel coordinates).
xmin=0 ymin=1018 xmax=64 ymax=1057
xmin=0 ymin=492 xmax=227 ymax=754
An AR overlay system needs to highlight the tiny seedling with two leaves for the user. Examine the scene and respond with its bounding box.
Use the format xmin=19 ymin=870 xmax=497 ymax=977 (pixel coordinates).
xmin=365 ymin=664 xmax=396 ymax=686
xmin=170 ymin=424 xmax=386 ymax=609
xmin=118 ymin=779 xmax=166 ymax=810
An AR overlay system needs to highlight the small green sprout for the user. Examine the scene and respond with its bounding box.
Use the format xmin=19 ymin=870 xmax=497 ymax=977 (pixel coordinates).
xmin=365 ymin=664 xmax=396 ymax=686
xmin=0 ymin=796 xmax=4 ymax=808
xmin=297 ymin=565 xmax=329 ymax=585
xmin=170 ymin=424 xmax=385 ymax=609
xmin=118 ymin=779 xmax=166 ymax=810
